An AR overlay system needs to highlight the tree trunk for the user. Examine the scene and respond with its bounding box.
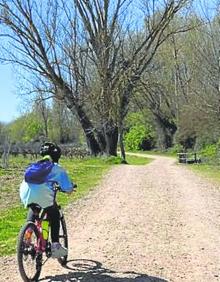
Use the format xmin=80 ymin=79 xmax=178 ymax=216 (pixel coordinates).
xmin=153 ymin=114 xmax=177 ymax=150
xmin=2 ymin=140 xmax=11 ymax=168
xmin=70 ymin=104 xmax=119 ymax=156
xmin=118 ymin=122 xmax=127 ymax=163
xmin=104 ymin=121 xmax=118 ymax=156
xmin=97 ymin=129 xmax=107 ymax=152
xmin=73 ymin=105 xmax=101 ymax=156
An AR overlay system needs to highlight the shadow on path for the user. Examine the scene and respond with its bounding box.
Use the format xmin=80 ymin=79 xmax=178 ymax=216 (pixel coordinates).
xmin=40 ymin=259 xmax=168 ymax=282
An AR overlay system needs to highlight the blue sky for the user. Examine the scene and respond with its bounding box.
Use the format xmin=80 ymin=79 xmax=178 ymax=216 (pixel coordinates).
xmin=0 ymin=63 xmax=21 ymax=123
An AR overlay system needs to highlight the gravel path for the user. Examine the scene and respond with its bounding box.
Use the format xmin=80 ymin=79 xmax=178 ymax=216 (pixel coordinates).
xmin=1 ymin=154 xmax=220 ymax=281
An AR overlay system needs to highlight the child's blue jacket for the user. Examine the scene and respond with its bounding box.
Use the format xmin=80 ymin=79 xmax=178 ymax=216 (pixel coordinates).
xmin=20 ymin=163 xmax=74 ymax=208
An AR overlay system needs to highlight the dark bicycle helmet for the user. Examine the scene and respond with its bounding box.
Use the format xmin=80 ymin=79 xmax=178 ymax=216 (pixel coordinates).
xmin=39 ymin=142 xmax=61 ymax=163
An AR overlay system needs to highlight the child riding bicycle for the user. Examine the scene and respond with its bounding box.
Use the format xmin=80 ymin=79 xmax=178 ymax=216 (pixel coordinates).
xmin=19 ymin=142 xmax=76 ymax=258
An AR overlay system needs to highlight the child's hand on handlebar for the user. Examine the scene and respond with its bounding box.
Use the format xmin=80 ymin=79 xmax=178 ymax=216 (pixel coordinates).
xmin=66 ymin=183 xmax=77 ymax=195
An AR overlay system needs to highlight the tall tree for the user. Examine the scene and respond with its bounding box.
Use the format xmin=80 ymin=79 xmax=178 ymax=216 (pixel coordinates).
xmin=0 ymin=0 xmax=189 ymax=155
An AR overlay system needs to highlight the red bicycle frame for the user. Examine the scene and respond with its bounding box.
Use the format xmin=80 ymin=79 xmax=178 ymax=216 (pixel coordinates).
xmin=35 ymin=218 xmax=47 ymax=253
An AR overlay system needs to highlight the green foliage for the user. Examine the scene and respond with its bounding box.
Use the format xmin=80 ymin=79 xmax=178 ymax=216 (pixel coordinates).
xmin=196 ymin=141 xmax=220 ymax=165
xmin=167 ymin=143 xmax=184 ymax=156
xmin=125 ymin=112 xmax=156 ymax=151
xmin=8 ymin=113 xmax=44 ymax=142
xmin=200 ymin=144 xmax=217 ymax=159
xmin=4 ymin=101 xmax=83 ymax=145
xmin=125 ymin=125 xmax=148 ymax=150
xmin=23 ymin=117 xmax=43 ymax=142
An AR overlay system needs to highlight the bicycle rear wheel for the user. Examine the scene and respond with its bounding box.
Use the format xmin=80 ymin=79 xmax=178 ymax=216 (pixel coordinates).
xmin=58 ymin=215 xmax=68 ymax=266
xmin=17 ymin=222 xmax=42 ymax=282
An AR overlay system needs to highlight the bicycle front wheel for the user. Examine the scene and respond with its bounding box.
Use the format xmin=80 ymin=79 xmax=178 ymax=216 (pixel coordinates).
xmin=17 ymin=222 xmax=42 ymax=282
xmin=58 ymin=215 xmax=68 ymax=266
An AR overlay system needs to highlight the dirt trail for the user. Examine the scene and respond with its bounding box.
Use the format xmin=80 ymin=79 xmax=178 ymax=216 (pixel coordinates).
xmin=1 ymin=154 xmax=220 ymax=281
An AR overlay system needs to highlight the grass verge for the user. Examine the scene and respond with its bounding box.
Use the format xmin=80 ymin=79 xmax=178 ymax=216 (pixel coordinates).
xmin=0 ymin=154 xmax=150 ymax=257
xmin=188 ymin=163 xmax=220 ymax=184
xmin=127 ymin=150 xmax=176 ymax=158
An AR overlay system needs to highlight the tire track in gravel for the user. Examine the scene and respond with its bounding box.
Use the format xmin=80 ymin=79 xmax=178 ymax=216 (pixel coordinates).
xmin=1 ymin=154 xmax=220 ymax=281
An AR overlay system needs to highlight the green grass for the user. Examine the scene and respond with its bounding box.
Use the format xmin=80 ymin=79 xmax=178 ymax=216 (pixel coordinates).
xmin=0 ymin=154 xmax=150 ymax=257
xmin=188 ymin=163 xmax=220 ymax=184
xmin=0 ymin=206 xmax=26 ymax=255
xmin=126 ymin=154 xmax=152 ymax=165
xmin=127 ymin=150 xmax=176 ymax=158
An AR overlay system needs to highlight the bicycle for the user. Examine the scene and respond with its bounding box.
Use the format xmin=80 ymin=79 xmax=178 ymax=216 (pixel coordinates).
xmin=17 ymin=182 xmax=76 ymax=282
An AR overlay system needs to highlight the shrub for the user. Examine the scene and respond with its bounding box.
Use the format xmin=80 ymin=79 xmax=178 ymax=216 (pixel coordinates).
xmin=199 ymin=144 xmax=218 ymax=164
xmin=200 ymin=144 xmax=217 ymax=158
xmin=125 ymin=125 xmax=155 ymax=151
xmin=168 ymin=144 xmax=184 ymax=154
